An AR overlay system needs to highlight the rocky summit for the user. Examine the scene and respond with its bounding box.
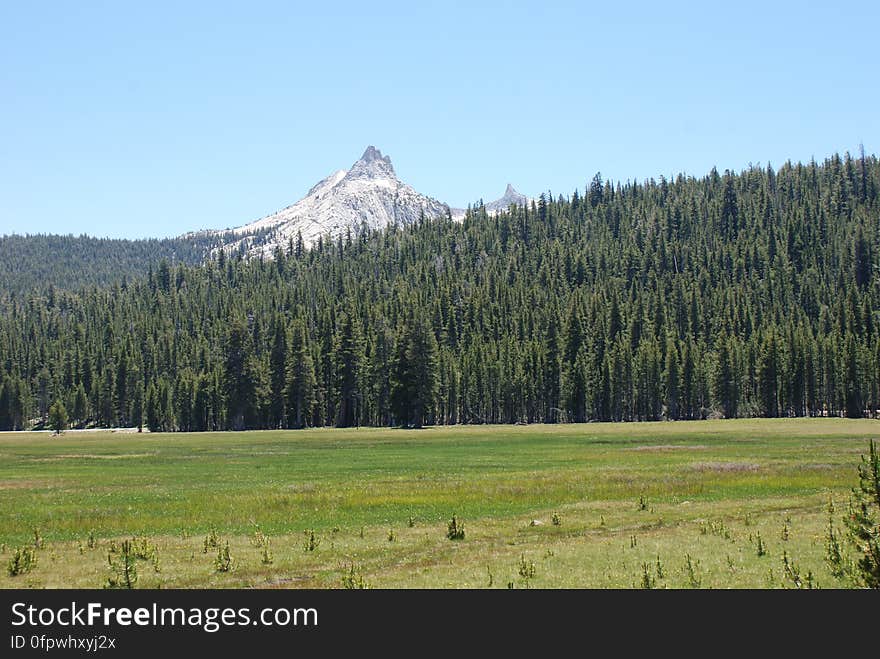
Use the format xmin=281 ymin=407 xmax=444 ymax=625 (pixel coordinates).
xmin=215 ymin=146 xmax=453 ymax=255
xmin=483 ymin=184 xmax=531 ymax=214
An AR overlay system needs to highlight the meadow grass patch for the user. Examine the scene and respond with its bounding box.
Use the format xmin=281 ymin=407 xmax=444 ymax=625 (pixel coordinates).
xmin=0 ymin=418 xmax=877 ymax=588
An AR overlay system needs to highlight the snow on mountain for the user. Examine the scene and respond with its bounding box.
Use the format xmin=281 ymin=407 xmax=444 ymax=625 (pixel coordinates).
xmin=216 ymin=146 xmax=453 ymax=255
xmin=201 ymin=147 xmax=533 ymax=256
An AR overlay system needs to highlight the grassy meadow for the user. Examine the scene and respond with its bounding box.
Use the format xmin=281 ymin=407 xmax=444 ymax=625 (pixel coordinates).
xmin=0 ymin=418 xmax=876 ymax=588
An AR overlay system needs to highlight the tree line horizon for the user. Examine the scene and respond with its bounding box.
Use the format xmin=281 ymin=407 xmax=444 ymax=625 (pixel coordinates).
xmin=0 ymin=151 xmax=878 ymax=431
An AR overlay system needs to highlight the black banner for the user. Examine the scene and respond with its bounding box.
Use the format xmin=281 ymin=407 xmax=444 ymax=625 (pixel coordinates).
xmin=1 ymin=589 xmax=874 ymax=655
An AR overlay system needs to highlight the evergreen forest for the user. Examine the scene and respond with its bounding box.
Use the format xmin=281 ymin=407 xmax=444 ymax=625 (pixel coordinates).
xmin=0 ymin=152 xmax=878 ymax=431
xmin=0 ymin=233 xmax=224 ymax=294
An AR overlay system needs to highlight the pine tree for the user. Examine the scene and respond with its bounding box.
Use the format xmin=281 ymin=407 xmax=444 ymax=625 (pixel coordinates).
xmin=192 ymin=374 xmax=210 ymax=432
xmin=131 ymin=379 xmax=144 ymax=432
xmin=563 ymin=302 xmax=584 ymax=366
xmin=844 ymin=334 xmax=863 ymax=418
xmin=36 ymin=367 xmax=52 ymax=422
xmin=634 ymin=338 xmax=661 ymax=421
xmin=391 ymin=314 xmax=438 ymax=428
xmin=758 ymin=331 xmax=780 ymax=418
xmin=564 ymin=348 xmax=589 ymax=423
xmin=335 ymin=312 xmax=363 ymax=428
xmin=0 ymin=377 xmax=13 ymax=431
xmin=853 ymin=226 xmax=872 ymax=290
xmin=843 ymin=440 xmax=880 ymax=587
xmin=98 ymin=366 xmax=115 ymax=426
xmin=269 ymin=318 xmax=288 ymax=428
xmin=543 ymin=315 xmax=562 ymax=422
xmin=589 ymin=172 xmax=604 ymax=207
xmin=48 ymin=399 xmax=68 ymax=435
xmin=145 ymin=382 xmax=160 ymax=432
xmin=72 ymin=382 xmax=88 ymax=426
xmin=714 ymin=335 xmax=738 ymax=418
xmin=681 ymin=340 xmax=696 ymax=419
xmin=223 ymin=318 xmax=259 ymax=430
xmin=115 ymin=350 xmax=128 ymax=427
xmin=285 ymin=320 xmax=315 ymax=429
xmin=665 ymin=337 xmax=680 ymax=420
xmin=720 ymin=174 xmax=739 ymax=237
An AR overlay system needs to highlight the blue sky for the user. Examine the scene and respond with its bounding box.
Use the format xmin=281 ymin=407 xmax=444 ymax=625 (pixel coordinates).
xmin=1 ymin=1 xmax=878 ymax=238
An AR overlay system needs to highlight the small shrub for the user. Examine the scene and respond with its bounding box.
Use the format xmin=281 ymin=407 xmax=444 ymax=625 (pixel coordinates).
xmin=804 ymin=571 xmax=818 ymax=589
xmin=517 ymin=554 xmax=536 ymax=579
xmin=823 ymin=442 xmax=880 ymax=588
xmin=32 ymin=528 xmax=43 ymax=549
xmin=132 ymin=536 xmax=157 ymax=561
xmin=303 ymin=529 xmax=320 ymax=552
xmin=551 ymin=512 xmax=561 ymax=526
xmin=446 ymin=515 xmax=465 ymax=541
xmin=781 ymin=550 xmax=813 ymax=589
xmin=655 ymin=555 xmax=665 ymax=580
xmin=251 ymin=529 xmax=269 ymax=548
xmin=249 ymin=529 xmax=272 ymax=564
xmin=341 ymin=563 xmax=369 ymax=589
xmin=685 ymin=554 xmax=702 ymax=588
xmin=260 ymin=542 xmax=273 ymax=565
xmin=843 ymin=439 xmax=880 ymax=588
xmin=701 ymin=519 xmax=731 ymax=539
xmin=755 ymin=531 xmax=767 ymax=557
xmin=387 ymin=529 xmax=396 ymax=542
xmin=637 ymin=495 xmax=648 ymax=511
xmin=203 ymin=528 xmax=219 ymax=554
xmin=407 ymin=516 xmax=415 ymax=528
xmin=214 ymin=541 xmax=233 ymax=572
xmin=87 ymin=531 xmax=97 ymax=550
xmin=105 ymin=540 xmax=137 ymax=589
xmin=7 ymin=546 xmax=37 ymax=577
xmin=640 ymin=563 xmax=655 ymax=589
xmin=825 ymin=497 xmax=845 ymax=578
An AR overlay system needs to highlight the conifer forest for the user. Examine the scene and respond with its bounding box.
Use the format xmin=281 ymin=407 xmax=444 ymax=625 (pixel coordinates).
xmin=1 ymin=152 xmax=878 ymax=432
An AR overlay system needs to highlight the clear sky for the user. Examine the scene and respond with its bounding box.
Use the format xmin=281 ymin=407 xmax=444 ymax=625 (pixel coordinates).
xmin=1 ymin=1 xmax=878 ymax=238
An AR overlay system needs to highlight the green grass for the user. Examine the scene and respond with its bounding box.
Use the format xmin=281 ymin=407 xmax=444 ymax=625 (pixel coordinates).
xmin=0 ymin=418 xmax=876 ymax=588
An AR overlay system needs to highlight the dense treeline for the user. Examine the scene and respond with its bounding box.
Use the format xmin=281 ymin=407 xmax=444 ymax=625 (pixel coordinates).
xmin=0 ymin=152 xmax=878 ymax=431
xmin=0 ymin=233 xmax=224 ymax=294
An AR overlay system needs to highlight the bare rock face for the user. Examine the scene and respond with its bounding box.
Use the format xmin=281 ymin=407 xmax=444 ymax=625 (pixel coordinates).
xmin=484 ymin=184 xmax=530 ymax=214
xmin=215 ymin=146 xmax=453 ymax=255
xmin=456 ymin=184 xmax=532 ymax=219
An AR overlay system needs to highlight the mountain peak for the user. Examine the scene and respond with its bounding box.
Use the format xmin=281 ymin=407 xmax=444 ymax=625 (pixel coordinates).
xmin=483 ymin=184 xmax=530 ymax=214
xmin=360 ymin=145 xmax=388 ymax=163
xmin=218 ymin=144 xmax=450 ymax=253
xmin=348 ymin=145 xmax=395 ymax=178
